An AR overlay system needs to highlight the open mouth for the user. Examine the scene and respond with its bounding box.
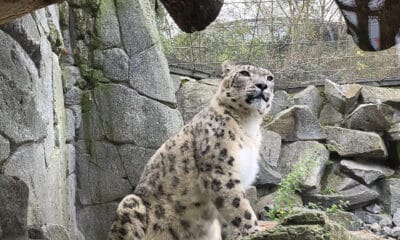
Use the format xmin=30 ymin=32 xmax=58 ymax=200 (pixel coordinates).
xmin=249 ymin=93 xmax=269 ymax=102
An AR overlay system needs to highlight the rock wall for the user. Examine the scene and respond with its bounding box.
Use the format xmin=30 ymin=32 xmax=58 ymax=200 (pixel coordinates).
xmin=61 ymin=0 xmax=183 ymax=239
xmin=0 ymin=0 xmax=182 ymax=239
xmin=0 ymin=6 xmax=77 ymax=239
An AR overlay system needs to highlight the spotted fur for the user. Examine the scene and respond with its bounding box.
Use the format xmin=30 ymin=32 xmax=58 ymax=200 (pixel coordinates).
xmin=108 ymin=61 xmax=274 ymax=240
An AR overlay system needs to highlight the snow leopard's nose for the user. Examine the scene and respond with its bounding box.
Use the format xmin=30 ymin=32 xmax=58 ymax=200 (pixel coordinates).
xmin=255 ymin=83 xmax=268 ymax=91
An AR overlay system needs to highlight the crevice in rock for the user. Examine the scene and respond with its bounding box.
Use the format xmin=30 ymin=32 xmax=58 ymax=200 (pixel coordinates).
xmin=132 ymin=41 xmax=158 ymax=58
xmin=134 ymin=88 xmax=177 ymax=109
xmin=116 ymin=147 xmax=134 ymax=188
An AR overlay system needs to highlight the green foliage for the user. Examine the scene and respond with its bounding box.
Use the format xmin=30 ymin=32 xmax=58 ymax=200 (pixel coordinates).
xmin=268 ymin=146 xmax=319 ymax=220
xmin=320 ymin=186 xmax=336 ymax=195
xmin=325 ymin=200 xmax=350 ymax=214
xmin=324 ymin=143 xmax=344 ymax=153
xmin=304 ymin=200 xmax=350 ymax=214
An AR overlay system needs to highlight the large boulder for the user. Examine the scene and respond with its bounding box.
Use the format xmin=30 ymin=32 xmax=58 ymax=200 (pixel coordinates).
xmin=0 ymin=175 xmax=29 ymax=240
xmin=325 ymin=126 xmax=388 ymax=160
xmin=379 ymin=178 xmax=400 ymax=215
xmin=88 ymin=84 xmax=183 ymax=149
xmin=388 ymin=123 xmax=400 ymax=141
xmin=266 ymin=105 xmax=326 ymax=141
xmin=256 ymin=130 xmax=282 ymax=186
xmin=246 ymin=209 xmax=383 ymax=240
xmin=267 ymin=90 xmax=292 ymax=119
xmin=361 ymin=86 xmax=400 ymax=107
xmin=328 ymin=211 xmax=363 ymax=231
xmin=344 ymin=103 xmax=396 ymax=131
xmin=324 ymin=79 xmax=362 ymax=114
xmin=292 ymin=85 xmax=323 ymax=116
xmin=303 ymin=164 xmax=379 ymax=209
xmin=114 ymin=0 xmax=176 ymax=104
xmin=319 ymin=103 xmax=344 ymax=126
xmin=78 ymin=202 xmax=118 ymax=240
xmin=0 ymin=135 xmax=10 ymax=162
xmin=339 ymin=160 xmax=394 ymax=185
xmin=0 ymin=31 xmax=46 ymax=145
xmin=176 ymin=80 xmax=218 ymax=123
xmin=278 ymin=141 xmax=329 ymax=189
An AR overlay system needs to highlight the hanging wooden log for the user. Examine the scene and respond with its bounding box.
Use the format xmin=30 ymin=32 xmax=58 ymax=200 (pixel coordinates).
xmin=160 ymin=0 xmax=224 ymax=33
xmin=0 ymin=0 xmax=62 ymax=25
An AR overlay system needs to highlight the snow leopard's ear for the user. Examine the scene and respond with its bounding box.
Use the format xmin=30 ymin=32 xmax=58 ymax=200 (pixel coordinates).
xmin=221 ymin=60 xmax=235 ymax=78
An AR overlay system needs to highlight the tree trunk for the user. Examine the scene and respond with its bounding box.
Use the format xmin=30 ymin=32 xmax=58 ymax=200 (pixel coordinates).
xmin=0 ymin=0 xmax=62 ymax=25
xmin=160 ymin=0 xmax=224 ymax=33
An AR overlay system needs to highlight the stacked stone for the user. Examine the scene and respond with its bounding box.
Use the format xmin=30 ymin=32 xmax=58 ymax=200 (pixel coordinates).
xmin=176 ymin=78 xmax=400 ymax=239
xmin=0 ymin=5 xmax=82 ymax=240
xmin=60 ymin=0 xmax=184 ymax=239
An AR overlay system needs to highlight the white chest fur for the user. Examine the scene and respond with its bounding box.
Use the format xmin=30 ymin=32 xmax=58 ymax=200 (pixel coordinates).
xmin=237 ymin=145 xmax=259 ymax=189
xmin=236 ymin=115 xmax=262 ymax=189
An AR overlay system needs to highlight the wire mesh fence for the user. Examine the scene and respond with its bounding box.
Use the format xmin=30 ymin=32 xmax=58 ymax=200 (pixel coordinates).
xmin=156 ymin=0 xmax=400 ymax=89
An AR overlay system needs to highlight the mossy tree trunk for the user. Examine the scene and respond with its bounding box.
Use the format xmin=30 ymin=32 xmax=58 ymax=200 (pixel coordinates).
xmin=0 ymin=0 xmax=62 ymax=25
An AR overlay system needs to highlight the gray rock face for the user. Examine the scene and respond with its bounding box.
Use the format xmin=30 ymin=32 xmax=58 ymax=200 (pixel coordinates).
xmin=393 ymin=209 xmax=400 ymax=226
xmin=324 ymin=79 xmax=362 ymax=113
xmin=91 ymin=84 xmax=182 ymax=148
xmin=176 ymin=80 xmax=218 ymax=123
xmin=65 ymin=108 xmax=75 ymax=143
xmin=0 ymin=135 xmax=10 ymax=162
xmin=327 ymin=211 xmax=363 ymax=231
xmin=255 ymin=165 xmax=282 ymax=187
xmin=0 ymin=14 xmax=41 ymax=65
xmin=0 ymin=7 xmax=76 ymax=238
xmin=319 ymin=103 xmax=344 ymax=126
xmin=365 ymin=203 xmax=382 ymax=214
xmin=304 ymin=165 xmax=379 ymax=210
xmin=304 ymin=180 xmax=379 ymax=210
xmin=354 ymin=209 xmax=392 ymax=226
xmin=81 ymin=141 xmax=133 ymax=204
xmin=268 ymin=90 xmax=292 ymax=118
xmin=62 ymin=66 xmax=81 ymax=92
xmin=94 ymin=0 xmax=122 ymax=48
xmin=112 ymin=0 xmax=176 ymax=104
xmin=388 ymin=123 xmax=400 ymax=141
xmin=370 ymin=222 xmax=381 ymax=233
xmin=256 ymin=130 xmax=282 ymax=186
xmin=0 ymin=31 xmax=46 ymax=145
xmin=266 ymin=105 xmax=326 ymax=141
xmin=128 ymin=44 xmax=176 ymax=104
xmin=78 ymin=202 xmax=118 ymax=240
xmin=325 ymin=126 xmax=388 ymax=159
xmin=361 ymin=86 xmax=400 ymax=105
xmin=391 ymin=226 xmax=400 ymax=238
xmin=259 ymin=130 xmax=281 ymax=168
xmin=339 ymin=159 xmax=395 ymax=185
xmin=292 ymin=85 xmax=323 ymax=116
xmin=42 ymin=225 xmax=70 ymax=240
xmin=119 ymin=144 xmax=156 ymax=186
xmin=344 ymin=103 xmax=396 ymax=131
xmin=278 ymin=141 xmax=329 ymax=189
xmin=0 ymin=175 xmax=29 ymax=240
xmin=64 ymin=87 xmax=82 ymax=106
xmin=101 ymin=48 xmax=129 ymax=81
xmin=380 ymin=178 xmax=400 ymax=215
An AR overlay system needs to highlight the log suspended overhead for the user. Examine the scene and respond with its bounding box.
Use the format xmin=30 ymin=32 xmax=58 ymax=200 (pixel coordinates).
xmin=160 ymin=0 xmax=224 ymax=33
xmin=0 ymin=0 xmax=62 ymax=25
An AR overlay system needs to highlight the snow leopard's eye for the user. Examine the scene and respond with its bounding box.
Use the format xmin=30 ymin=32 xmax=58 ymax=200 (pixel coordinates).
xmin=267 ymin=76 xmax=274 ymax=81
xmin=239 ymin=70 xmax=250 ymax=77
